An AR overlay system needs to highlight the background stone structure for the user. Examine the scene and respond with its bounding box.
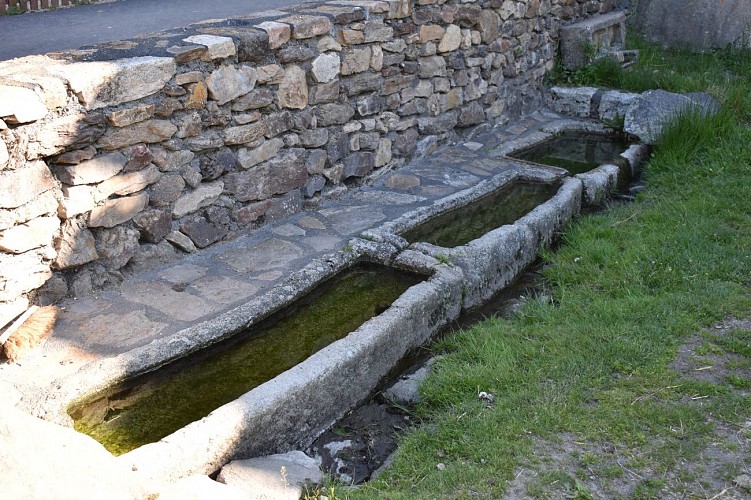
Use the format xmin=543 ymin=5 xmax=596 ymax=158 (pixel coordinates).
xmin=0 ymin=0 xmax=616 ymax=328
xmin=629 ymin=0 xmax=751 ymax=51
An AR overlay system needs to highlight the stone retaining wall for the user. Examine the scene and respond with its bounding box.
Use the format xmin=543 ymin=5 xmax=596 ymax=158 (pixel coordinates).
xmin=0 ymin=0 xmax=616 ymax=329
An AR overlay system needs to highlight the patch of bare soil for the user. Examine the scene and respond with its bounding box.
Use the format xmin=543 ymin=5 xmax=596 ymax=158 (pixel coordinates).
xmin=307 ymin=403 xmax=412 ymax=485
xmin=672 ymin=318 xmax=751 ymax=390
xmin=504 ymin=318 xmax=751 ymax=499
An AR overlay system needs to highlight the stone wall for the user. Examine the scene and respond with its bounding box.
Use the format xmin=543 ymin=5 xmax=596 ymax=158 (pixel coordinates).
xmin=629 ymin=0 xmax=751 ymax=51
xmin=0 ymin=0 xmax=615 ymax=328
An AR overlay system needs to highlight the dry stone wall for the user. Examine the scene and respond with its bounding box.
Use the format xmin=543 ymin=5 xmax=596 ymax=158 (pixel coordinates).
xmin=0 ymin=0 xmax=615 ymax=327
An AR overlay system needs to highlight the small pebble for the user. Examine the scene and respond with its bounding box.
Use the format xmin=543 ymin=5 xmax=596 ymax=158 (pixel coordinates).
xmin=735 ymin=474 xmax=751 ymax=490
xmin=436 ymin=463 xmax=446 ymax=471
xmin=479 ymin=391 xmax=495 ymax=404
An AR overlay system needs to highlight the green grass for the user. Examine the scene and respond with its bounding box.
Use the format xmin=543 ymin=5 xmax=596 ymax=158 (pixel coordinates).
xmin=333 ymin=40 xmax=751 ymax=498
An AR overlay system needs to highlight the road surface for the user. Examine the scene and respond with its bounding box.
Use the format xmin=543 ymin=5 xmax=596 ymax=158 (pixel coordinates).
xmin=0 ymin=0 xmax=302 ymax=61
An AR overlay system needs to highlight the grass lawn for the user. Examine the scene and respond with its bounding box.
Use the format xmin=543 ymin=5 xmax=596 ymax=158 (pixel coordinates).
xmin=313 ymin=39 xmax=751 ymax=499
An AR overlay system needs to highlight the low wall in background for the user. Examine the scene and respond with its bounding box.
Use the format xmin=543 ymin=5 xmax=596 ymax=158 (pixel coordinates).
xmin=0 ymin=0 xmax=616 ymax=329
xmin=629 ymin=0 xmax=751 ymax=51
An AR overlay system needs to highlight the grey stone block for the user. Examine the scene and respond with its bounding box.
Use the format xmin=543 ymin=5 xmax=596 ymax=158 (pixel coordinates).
xmin=624 ymin=90 xmax=719 ymax=144
xmin=599 ymin=90 xmax=639 ymax=123
xmin=545 ymin=86 xmax=598 ymax=118
xmin=560 ymin=11 xmax=627 ymax=69
xmin=382 ymin=362 xmax=433 ymax=407
xmin=217 ymin=451 xmax=322 ymax=499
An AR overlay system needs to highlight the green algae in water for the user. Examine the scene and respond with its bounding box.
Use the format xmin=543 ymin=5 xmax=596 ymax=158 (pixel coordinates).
xmin=510 ymin=131 xmax=631 ymax=174
xmin=402 ymin=179 xmax=561 ymax=248
xmin=69 ymin=264 xmax=423 ymax=456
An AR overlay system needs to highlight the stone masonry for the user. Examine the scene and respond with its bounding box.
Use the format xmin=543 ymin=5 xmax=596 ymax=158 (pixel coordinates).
xmin=0 ymin=0 xmax=617 ymax=330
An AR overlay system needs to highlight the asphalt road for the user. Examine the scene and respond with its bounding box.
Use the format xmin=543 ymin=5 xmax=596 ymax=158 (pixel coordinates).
xmin=0 ymin=0 xmax=303 ymax=61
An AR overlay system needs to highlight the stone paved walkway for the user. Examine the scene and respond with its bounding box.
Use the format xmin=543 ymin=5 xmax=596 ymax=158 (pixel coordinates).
xmin=0 ymin=108 xmax=582 ymax=410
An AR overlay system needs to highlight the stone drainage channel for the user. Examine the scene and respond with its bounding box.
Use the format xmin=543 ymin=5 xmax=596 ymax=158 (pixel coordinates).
xmin=3 ymin=111 xmax=649 ymax=492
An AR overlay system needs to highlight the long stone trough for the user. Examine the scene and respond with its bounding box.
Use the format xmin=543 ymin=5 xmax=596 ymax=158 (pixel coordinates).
xmin=118 ymin=248 xmax=464 ymax=482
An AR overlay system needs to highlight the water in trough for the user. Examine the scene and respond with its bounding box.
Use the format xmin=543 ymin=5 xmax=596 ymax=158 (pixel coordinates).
xmin=402 ymin=179 xmax=561 ymax=248
xmin=69 ymin=263 xmax=424 ymax=455
xmin=510 ymin=131 xmax=631 ymax=174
